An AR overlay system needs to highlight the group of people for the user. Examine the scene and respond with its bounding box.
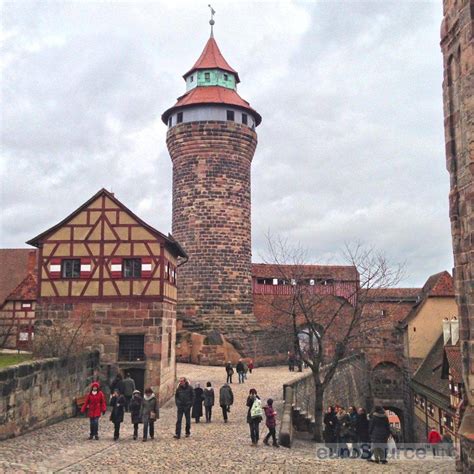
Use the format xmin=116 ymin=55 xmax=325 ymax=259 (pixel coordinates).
xmin=225 ymin=359 xmax=254 ymax=384
xmin=80 ymin=361 xmax=278 ymax=447
xmin=323 ymin=405 xmax=395 ymax=463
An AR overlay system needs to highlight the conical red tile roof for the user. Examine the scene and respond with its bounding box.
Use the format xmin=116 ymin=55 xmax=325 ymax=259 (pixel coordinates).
xmin=161 ymin=86 xmax=261 ymax=125
xmin=184 ymin=37 xmax=240 ymax=83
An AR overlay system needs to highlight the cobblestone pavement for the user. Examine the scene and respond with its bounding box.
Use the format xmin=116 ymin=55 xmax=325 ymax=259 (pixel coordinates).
xmin=0 ymin=364 xmax=455 ymax=473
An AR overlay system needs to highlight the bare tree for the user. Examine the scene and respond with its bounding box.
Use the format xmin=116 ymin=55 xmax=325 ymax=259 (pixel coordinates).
xmin=32 ymin=311 xmax=93 ymax=358
xmin=0 ymin=316 xmax=17 ymax=349
xmin=264 ymin=234 xmax=404 ymax=441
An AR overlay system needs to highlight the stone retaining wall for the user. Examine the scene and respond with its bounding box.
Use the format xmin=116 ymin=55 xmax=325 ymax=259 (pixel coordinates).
xmin=0 ymin=351 xmax=100 ymax=440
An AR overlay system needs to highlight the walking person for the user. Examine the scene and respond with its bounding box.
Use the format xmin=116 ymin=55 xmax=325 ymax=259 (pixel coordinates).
xmin=428 ymin=427 xmax=442 ymax=457
xmin=219 ymin=383 xmax=234 ymax=423
xmin=140 ymin=387 xmax=159 ymax=442
xmin=81 ymin=382 xmax=107 ymax=440
xmin=369 ymin=406 xmax=391 ymax=464
xmin=110 ymin=372 xmax=124 ymax=394
xmin=323 ymin=406 xmax=338 ymax=454
xmin=110 ymin=388 xmax=126 ymax=440
xmin=122 ymin=373 xmax=136 ymax=411
xmin=355 ymin=408 xmax=370 ymax=460
xmin=225 ymin=361 xmax=234 ymax=384
xmin=192 ymin=383 xmax=204 ymax=423
xmin=247 ymin=388 xmax=263 ymax=445
xmin=129 ymin=389 xmax=143 ymax=440
xmin=203 ymin=382 xmax=215 ymax=423
xmin=248 ymin=360 xmax=254 ymax=374
xmin=263 ymin=398 xmax=279 ymax=447
xmin=174 ymin=377 xmax=194 ymax=439
xmin=236 ymin=359 xmax=245 ymax=384
xmin=336 ymin=407 xmax=351 ymax=458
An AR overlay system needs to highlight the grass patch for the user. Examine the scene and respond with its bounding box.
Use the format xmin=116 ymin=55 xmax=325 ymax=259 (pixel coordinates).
xmin=0 ymin=353 xmax=32 ymax=369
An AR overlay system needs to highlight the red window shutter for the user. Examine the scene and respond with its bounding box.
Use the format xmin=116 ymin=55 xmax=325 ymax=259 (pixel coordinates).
xmin=49 ymin=258 xmax=61 ymax=279
xmin=111 ymin=258 xmax=122 ymax=278
xmin=141 ymin=257 xmax=152 ymax=278
xmin=80 ymin=258 xmax=92 ymax=278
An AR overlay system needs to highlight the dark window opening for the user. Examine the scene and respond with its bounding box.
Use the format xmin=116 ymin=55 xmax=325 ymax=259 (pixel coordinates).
xmin=61 ymin=259 xmax=80 ymax=278
xmin=123 ymin=258 xmax=141 ymax=278
xmin=190 ymin=75 xmax=194 ymax=82
xmin=242 ymin=113 xmax=248 ymax=125
xmin=168 ymin=331 xmax=173 ymax=363
xmin=204 ymin=72 xmax=210 ymax=81
xmin=177 ymin=112 xmax=183 ymax=123
xmin=224 ymin=73 xmax=228 ymax=81
xmin=168 ymin=117 xmax=172 ymax=127
xmin=118 ymin=334 xmax=145 ymax=362
xmin=227 ymin=110 xmax=235 ymax=121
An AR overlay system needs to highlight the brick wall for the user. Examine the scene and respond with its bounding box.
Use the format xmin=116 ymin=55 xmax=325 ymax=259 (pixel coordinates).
xmin=167 ymin=121 xmax=259 ymax=335
xmin=0 ymin=351 xmax=99 ymax=440
xmin=441 ymin=0 xmax=474 ymax=470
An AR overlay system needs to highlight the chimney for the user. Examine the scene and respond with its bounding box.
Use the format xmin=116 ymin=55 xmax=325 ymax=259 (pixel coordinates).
xmin=443 ymin=318 xmax=451 ymax=345
xmin=27 ymin=250 xmax=37 ymax=273
xmin=450 ymin=317 xmax=459 ymax=345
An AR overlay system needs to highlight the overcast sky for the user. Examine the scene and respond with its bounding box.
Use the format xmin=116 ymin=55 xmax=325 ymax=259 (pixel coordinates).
xmin=1 ymin=0 xmax=452 ymax=286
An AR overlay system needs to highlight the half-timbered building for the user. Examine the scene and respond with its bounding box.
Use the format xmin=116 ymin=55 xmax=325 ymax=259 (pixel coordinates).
xmin=26 ymin=188 xmax=187 ymax=401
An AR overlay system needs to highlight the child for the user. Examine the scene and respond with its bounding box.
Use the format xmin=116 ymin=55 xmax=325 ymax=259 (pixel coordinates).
xmin=263 ymin=398 xmax=279 ymax=447
xmin=129 ymin=389 xmax=143 ymax=440
xmin=81 ymin=382 xmax=107 ymax=440
xmin=110 ymin=388 xmax=126 ymax=440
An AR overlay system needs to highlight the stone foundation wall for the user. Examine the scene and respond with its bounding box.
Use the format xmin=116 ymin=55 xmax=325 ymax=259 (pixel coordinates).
xmin=35 ymin=300 xmax=177 ymax=404
xmin=0 ymin=351 xmax=99 ymax=440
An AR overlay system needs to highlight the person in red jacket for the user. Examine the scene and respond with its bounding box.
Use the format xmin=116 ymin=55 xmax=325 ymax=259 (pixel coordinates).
xmin=428 ymin=428 xmax=442 ymax=456
xmin=81 ymin=382 xmax=107 ymax=440
xmin=263 ymin=398 xmax=279 ymax=448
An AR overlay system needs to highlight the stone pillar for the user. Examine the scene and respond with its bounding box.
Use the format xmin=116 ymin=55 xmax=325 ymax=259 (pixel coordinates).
xmin=440 ymin=0 xmax=474 ymax=470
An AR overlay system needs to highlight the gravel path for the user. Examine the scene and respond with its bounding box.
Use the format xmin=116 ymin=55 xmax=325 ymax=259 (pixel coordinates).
xmin=0 ymin=363 xmax=455 ymax=473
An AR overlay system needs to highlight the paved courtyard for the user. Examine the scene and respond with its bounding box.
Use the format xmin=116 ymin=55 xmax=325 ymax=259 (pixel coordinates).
xmin=0 ymin=363 xmax=455 ymax=473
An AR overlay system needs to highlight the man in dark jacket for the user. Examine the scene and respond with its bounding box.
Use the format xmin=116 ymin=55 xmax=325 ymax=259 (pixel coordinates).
xmin=219 ymin=383 xmax=234 ymax=422
xmin=174 ymin=377 xmax=195 ymax=439
xmin=122 ymin=373 xmax=136 ymax=412
xmin=236 ymin=359 xmax=245 ymax=384
xmin=369 ymin=406 xmax=391 ymax=464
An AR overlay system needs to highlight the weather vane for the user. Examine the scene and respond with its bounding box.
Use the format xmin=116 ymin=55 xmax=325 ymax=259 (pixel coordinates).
xmin=208 ymin=4 xmax=216 ymax=37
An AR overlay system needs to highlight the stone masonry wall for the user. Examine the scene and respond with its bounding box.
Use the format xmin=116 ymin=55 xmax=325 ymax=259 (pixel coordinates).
xmin=441 ymin=0 xmax=474 ymax=470
xmin=0 ymin=351 xmax=99 ymax=440
xmin=167 ymin=121 xmax=260 ymax=335
xmin=35 ymin=300 xmax=176 ymax=403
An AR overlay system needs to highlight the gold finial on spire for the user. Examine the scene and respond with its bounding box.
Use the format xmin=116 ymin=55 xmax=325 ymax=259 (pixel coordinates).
xmin=208 ymin=4 xmax=216 ymax=37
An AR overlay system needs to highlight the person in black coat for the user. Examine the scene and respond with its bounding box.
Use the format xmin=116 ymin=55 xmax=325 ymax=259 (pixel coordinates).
xmin=203 ymin=382 xmax=215 ymax=422
xmin=225 ymin=362 xmax=234 ymax=384
xmin=129 ymin=390 xmax=142 ymax=440
xmin=192 ymin=383 xmax=204 ymax=423
xmin=355 ymin=408 xmax=370 ymax=459
xmin=174 ymin=377 xmax=195 ymax=439
xmin=110 ymin=388 xmax=126 ymax=440
xmin=323 ymin=406 xmax=338 ymax=445
xmin=369 ymin=406 xmax=391 ymax=464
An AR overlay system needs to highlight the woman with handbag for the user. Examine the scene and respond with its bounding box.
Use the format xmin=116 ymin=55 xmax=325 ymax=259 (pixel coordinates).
xmin=140 ymin=387 xmax=159 ymax=442
xmin=110 ymin=388 xmax=126 ymax=441
xmin=246 ymin=388 xmax=263 ymax=446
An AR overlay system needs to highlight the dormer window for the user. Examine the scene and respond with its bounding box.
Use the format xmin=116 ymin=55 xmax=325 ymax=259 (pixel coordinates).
xmin=242 ymin=113 xmax=248 ymax=125
xmin=190 ymin=75 xmax=194 ymax=83
xmin=177 ymin=112 xmax=183 ymax=124
xmin=226 ymin=110 xmax=235 ymax=121
xmin=205 ymin=72 xmax=210 ymax=82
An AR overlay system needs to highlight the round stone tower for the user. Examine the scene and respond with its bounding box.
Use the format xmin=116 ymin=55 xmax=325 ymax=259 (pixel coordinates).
xmin=162 ymin=32 xmax=261 ymax=336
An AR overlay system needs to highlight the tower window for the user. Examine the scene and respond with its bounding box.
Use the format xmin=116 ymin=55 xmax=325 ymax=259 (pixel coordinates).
xmin=204 ymin=72 xmax=210 ymax=82
xmin=177 ymin=112 xmax=183 ymax=124
xmin=224 ymin=74 xmax=228 ymax=81
xmin=168 ymin=117 xmax=172 ymax=127
xmin=61 ymin=259 xmax=80 ymax=279
xmin=242 ymin=113 xmax=248 ymax=125
xmin=227 ymin=110 xmax=235 ymax=121
xmin=190 ymin=75 xmax=194 ymax=83
xmin=123 ymin=258 xmax=142 ymax=278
